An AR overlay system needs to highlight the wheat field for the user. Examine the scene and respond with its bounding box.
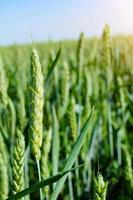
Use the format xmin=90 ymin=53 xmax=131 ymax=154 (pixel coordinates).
xmin=0 ymin=25 xmax=133 ymax=200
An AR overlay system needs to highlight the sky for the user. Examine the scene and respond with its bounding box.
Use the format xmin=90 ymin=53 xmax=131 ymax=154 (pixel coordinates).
xmin=0 ymin=0 xmax=133 ymax=45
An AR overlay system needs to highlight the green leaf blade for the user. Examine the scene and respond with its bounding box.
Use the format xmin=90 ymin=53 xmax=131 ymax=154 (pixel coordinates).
xmin=50 ymin=109 xmax=93 ymax=200
xmin=6 ymin=166 xmax=83 ymax=200
xmin=45 ymin=46 xmax=62 ymax=89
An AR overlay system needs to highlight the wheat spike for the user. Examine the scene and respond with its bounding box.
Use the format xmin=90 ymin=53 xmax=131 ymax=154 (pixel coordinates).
xmin=60 ymin=61 xmax=70 ymax=110
xmin=0 ymin=134 xmax=9 ymax=165
xmin=0 ymin=56 xmax=9 ymax=107
xmin=68 ymin=97 xmax=77 ymax=143
xmin=102 ymin=24 xmax=111 ymax=67
xmin=12 ymin=130 xmax=25 ymax=195
xmin=122 ymin=146 xmax=133 ymax=190
xmin=93 ymin=173 xmax=108 ymax=200
xmin=0 ymin=152 xmax=9 ymax=200
xmin=29 ymin=48 xmax=44 ymax=160
xmin=77 ymin=32 xmax=85 ymax=81
xmin=17 ymin=86 xmax=27 ymax=131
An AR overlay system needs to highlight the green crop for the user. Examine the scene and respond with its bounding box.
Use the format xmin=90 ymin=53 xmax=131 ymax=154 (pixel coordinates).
xmin=0 ymin=25 xmax=132 ymax=200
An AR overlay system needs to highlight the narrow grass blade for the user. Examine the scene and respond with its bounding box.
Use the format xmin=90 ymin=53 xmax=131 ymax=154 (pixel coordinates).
xmin=52 ymin=106 xmax=59 ymax=186
xmin=6 ymin=165 xmax=84 ymax=200
xmin=50 ymin=109 xmax=93 ymax=200
xmin=108 ymin=103 xmax=114 ymax=158
xmin=45 ymin=46 xmax=61 ymax=89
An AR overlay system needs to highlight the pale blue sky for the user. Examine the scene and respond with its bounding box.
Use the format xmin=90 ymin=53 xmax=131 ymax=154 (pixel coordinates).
xmin=0 ymin=0 xmax=133 ymax=45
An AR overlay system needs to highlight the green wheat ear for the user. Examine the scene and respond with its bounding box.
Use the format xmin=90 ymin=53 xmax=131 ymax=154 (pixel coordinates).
xmin=12 ymin=129 xmax=25 ymax=196
xmin=68 ymin=96 xmax=77 ymax=143
xmin=60 ymin=61 xmax=70 ymax=111
xmin=0 ymin=55 xmax=9 ymax=108
xmin=0 ymin=134 xmax=9 ymax=166
xmin=77 ymin=32 xmax=85 ymax=81
xmin=102 ymin=24 xmax=111 ymax=67
xmin=17 ymin=86 xmax=27 ymax=131
xmin=29 ymin=48 xmax=44 ymax=160
xmin=122 ymin=146 xmax=133 ymax=191
xmin=93 ymin=173 xmax=108 ymax=200
xmin=0 ymin=152 xmax=9 ymax=200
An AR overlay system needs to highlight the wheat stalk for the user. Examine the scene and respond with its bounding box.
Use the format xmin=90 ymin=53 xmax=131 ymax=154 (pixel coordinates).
xmin=41 ymin=129 xmax=52 ymax=199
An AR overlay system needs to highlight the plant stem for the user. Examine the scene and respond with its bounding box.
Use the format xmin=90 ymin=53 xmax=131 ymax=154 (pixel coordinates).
xmin=25 ymin=146 xmax=30 ymax=200
xmin=36 ymin=158 xmax=43 ymax=200
xmin=68 ymin=173 xmax=74 ymax=200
